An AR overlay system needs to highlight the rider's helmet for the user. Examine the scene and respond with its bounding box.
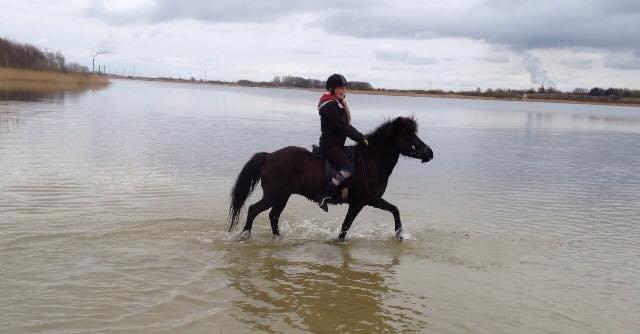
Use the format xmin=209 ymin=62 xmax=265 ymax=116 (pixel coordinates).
xmin=325 ymin=73 xmax=348 ymax=92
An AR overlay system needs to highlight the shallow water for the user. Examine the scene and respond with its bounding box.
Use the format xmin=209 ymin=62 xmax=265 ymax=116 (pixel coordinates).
xmin=1 ymin=80 xmax=639 ymax=333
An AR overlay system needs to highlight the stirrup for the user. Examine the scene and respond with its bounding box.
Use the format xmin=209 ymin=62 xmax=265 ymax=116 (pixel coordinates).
xmin=316 ymin=181 xmax=334 ymax=212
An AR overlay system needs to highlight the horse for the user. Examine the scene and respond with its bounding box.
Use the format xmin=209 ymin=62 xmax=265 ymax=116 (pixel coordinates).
xmin=227 ymin=116 xmax=434 ymax=241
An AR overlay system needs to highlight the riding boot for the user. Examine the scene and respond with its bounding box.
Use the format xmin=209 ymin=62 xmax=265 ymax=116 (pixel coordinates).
xmin=315 ymin=181 xmax=335 ymax=212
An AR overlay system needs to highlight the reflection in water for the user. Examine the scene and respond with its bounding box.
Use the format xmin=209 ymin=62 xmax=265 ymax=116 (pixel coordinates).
xmin=0 ymin=89 xmax=66 ymax=102
xmin=0 ymin=110 xmax=21 ymax=133
xmin=0 ymin=87 xmax=106 ymax=102
xmin=223 ymin=243 xmax=426 ymax=333
xmin=0 ymin=86 xmax=107 ymax=133
xmin=583 ymin=114 xmax=640 ymax=125
xmin=524 ymin=109 xmax=640 ymax=130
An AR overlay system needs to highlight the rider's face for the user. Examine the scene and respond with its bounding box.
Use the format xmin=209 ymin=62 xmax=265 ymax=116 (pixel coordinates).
xmin=333 ymin=86 xmax=347 ymax=99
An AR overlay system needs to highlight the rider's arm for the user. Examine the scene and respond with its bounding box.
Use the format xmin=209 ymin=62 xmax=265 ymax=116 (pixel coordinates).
xmin=323 ymin=102 xmax=367 ymax=145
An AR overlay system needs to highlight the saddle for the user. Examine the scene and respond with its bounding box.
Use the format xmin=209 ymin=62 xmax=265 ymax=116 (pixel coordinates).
xmin=311 ymin=145 xmax=356 ymax=201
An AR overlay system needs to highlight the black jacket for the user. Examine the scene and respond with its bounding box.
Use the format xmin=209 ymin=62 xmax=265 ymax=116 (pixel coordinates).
xmin=318 ymin=100 xmax=366 ymax=148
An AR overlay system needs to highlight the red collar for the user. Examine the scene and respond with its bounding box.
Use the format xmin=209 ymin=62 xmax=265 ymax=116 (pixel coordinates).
xmin=318 ymin=93 xmax=344 ymax=108
xmin=318 ymin=93 xmax=336 ymax=106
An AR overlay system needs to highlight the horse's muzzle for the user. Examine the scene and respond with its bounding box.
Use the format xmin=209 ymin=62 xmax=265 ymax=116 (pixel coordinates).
xmin=420 ymin=147 xmax=434 ymax=163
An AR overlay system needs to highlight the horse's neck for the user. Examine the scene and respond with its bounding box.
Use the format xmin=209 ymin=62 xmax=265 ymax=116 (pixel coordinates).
xmin=366 ymin=146 xmax=399 ymax=181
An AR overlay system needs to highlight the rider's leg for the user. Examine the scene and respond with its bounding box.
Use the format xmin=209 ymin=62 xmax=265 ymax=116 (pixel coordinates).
xmin=316 ymin=147 xmax=354 ymax=210
xmin=325 ymin=146 xmax=354 ymax=184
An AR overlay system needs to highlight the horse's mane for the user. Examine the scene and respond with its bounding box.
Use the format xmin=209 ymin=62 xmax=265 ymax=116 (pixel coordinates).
xmin=365 ymin=117 xmax=418 ymax=144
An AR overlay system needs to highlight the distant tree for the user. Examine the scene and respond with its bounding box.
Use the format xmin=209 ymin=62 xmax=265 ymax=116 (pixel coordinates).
xmin=605 ymin=88 xmax=621 ymax=97
xmin=589 ymin=87 xmax=605 ymax=96
xmin=0 ymin=37 xmax=73 ymax=71
xmin=349 ymin=81 xmax=374 ymax=90
xmin=66 ymin=62 xmax=89 ymax=73
xmin=237 ymin=79 xmax=254 ymax=86
xmin=546 ymin=86 xmax=560 ymax=94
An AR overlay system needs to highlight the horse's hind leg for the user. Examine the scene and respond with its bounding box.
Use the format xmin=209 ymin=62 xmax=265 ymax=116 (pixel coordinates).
xmin=241 ymin=198 xmax=272 ymax=238
xmin=268 ymin=196 xmax=290 ymax=236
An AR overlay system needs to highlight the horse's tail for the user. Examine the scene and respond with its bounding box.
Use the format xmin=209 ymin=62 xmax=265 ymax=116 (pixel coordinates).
xmin=228 ymin=152 xmax=268 ymax=231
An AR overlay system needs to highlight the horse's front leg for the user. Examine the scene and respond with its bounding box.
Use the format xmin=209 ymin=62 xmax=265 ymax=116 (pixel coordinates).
xmin=369 ymin=197 xmax=403 ymax=241
xmin=338 ymin=203 xmax=364 ymax=241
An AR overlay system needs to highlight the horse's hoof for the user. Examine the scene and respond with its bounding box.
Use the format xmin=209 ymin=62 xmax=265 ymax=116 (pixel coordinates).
xmin=337 ymin=232 xmax=347 ymax=242
xmin=394 ymin=229 xmax=404 ymax=241
xmin=272 ymin=233 xmax=281 ymax=240
xmin=239 ymin=230 xmax=251 ymax=240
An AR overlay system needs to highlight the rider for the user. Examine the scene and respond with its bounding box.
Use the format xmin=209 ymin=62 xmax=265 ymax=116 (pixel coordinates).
xmin=315 ymin=73 xmax=368 ymax=211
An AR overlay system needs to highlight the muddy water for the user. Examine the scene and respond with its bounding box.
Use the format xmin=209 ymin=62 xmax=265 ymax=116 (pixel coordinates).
xmin=1 ymin=80 xmax=639 ymax=333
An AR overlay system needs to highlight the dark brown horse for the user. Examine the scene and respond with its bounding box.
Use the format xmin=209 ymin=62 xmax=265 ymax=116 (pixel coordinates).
xmin=228 ymin=117 xmax=433 ymax=241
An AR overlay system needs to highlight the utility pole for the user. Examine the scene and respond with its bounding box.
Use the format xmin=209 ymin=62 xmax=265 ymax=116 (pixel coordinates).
xmin=204 ymin=70 xmax=207 ymax=81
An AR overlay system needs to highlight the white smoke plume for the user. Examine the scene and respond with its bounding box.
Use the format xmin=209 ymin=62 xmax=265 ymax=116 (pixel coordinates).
xmin=523 ymin=52 xmax=550 ymax=86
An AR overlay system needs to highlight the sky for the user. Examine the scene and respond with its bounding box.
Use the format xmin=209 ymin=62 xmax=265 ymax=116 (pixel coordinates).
xmin=2 ymin=0 xmax=639 ymax=90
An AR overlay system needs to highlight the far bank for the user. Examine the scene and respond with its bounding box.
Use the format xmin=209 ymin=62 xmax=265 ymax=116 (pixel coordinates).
xmin=112 ymin=75 xmax=640 ymax=108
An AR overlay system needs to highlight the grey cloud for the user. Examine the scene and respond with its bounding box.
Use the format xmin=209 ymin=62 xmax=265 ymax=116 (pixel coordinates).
xmin=605 ymin=51 xmax=640 ymax=69
xmin=561 ymin=58 xmax=595 ymax=70
xmin=83 ymin=0 xmax=640 ymax=62
xmin=85 ymin=1 xmax=299 ymax=24
xmin=483 ymin=54 xmax=510 ymax=63
xmin=374 ymin=49 xmax=438 ymax=65
xmin=480 ymin=45 xmax=511 ymax=63
xmin=287 ymin=47 xmax=324 ymax=55
xmin=317 ymin=1 xmax=640 ymax=51
xmin=597 ymin=0 xmax=640 ymax=13
xmin=84 ymin=0 xmax=368 ymax=24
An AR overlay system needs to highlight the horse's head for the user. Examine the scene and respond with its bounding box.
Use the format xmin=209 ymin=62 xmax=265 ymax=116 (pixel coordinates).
xmin=378 ymin=117 xmax=433 ymax=163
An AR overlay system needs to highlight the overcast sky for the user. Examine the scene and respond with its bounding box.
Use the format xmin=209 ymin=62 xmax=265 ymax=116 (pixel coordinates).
xmin=2 ymin=0 xmax=639 ymax=90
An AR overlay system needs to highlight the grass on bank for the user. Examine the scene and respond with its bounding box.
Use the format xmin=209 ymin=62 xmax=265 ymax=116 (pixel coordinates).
xmin=0 ymin=67 xmax=109 ymax=91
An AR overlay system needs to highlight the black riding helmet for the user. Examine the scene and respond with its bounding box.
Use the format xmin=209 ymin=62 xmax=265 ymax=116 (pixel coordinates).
xmin=325 ymin=73 xmax=348 ymax=92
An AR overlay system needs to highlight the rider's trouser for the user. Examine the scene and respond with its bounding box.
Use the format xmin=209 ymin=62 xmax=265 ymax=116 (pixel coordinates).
xmin=322 ymin=146 xmax=354 ymax=186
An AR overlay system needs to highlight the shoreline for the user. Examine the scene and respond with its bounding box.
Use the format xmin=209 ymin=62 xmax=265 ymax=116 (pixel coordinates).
xmin=112 ymin=75 xmax=640 ymax=108
xmin=348 ymin=89 xmax=640 ymax=108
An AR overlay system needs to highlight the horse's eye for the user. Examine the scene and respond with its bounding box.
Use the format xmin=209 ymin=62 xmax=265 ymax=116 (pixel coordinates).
xmin=411 ymin=145 xmax=416 ymax=150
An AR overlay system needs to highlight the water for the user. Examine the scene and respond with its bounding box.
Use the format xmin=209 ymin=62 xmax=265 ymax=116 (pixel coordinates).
xmin=1 ymin=80 xmax=639 ymax=333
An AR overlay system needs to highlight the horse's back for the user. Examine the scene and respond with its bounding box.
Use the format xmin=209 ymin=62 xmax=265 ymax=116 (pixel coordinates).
xmin=260 ymin=146 xmax=324 ymax=196
xmin=268 ymin=146 xmax=319 ymax=161
xmin=272 ymin=145 xmax=312 ymax=154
